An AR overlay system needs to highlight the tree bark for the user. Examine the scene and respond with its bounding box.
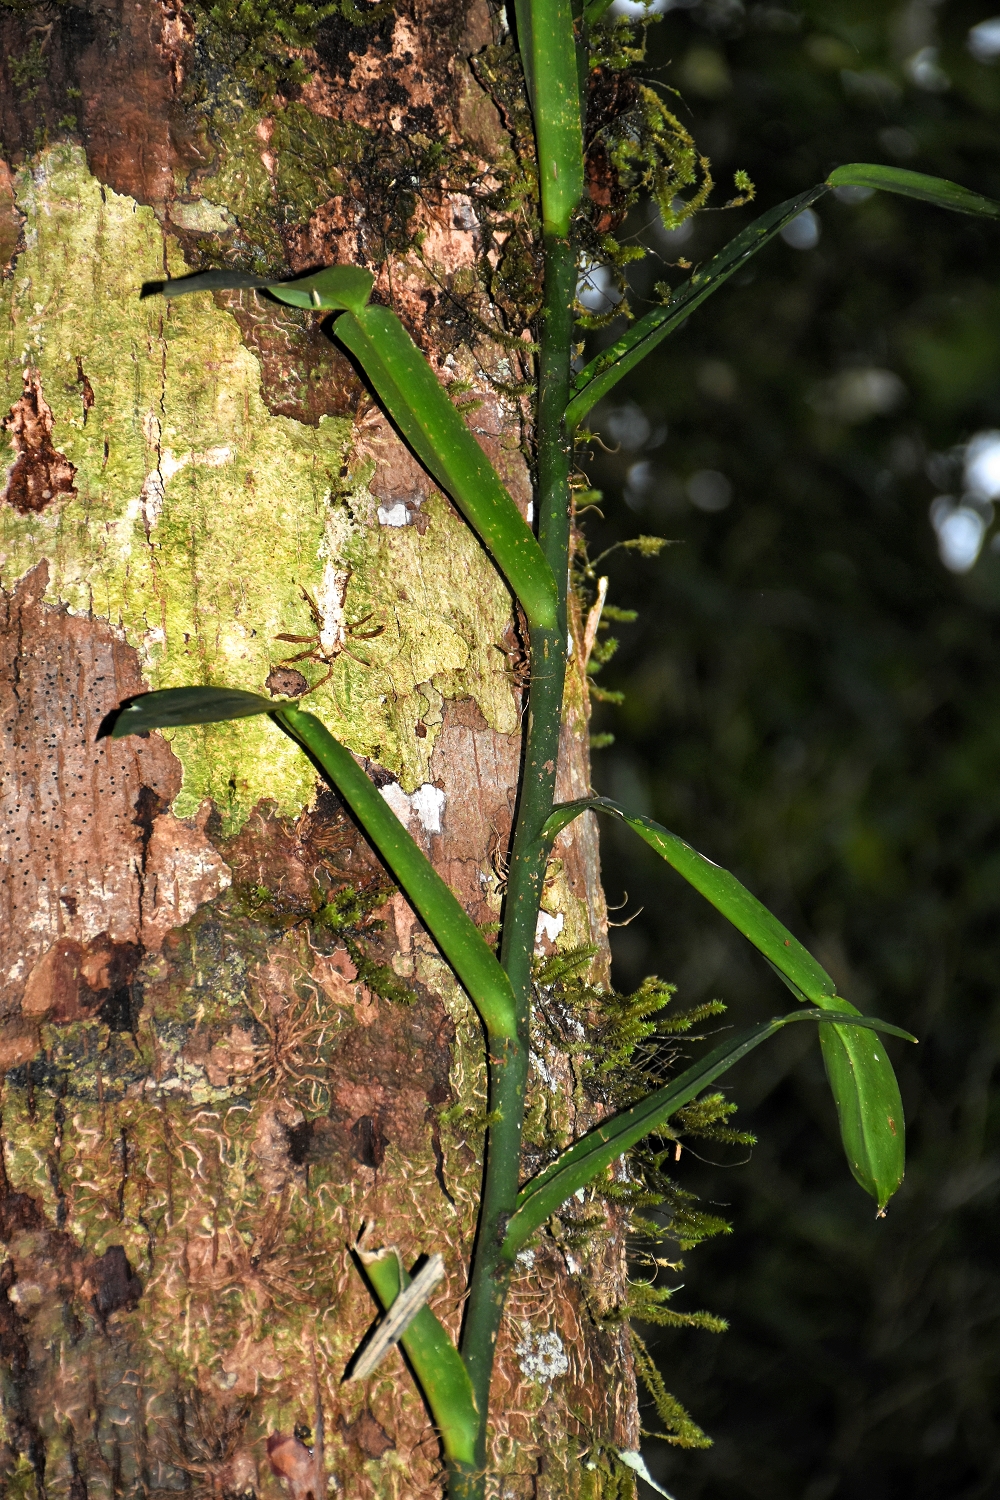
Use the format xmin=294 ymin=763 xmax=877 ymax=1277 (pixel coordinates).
xmin=0 ymin=3 xmax=634 ymax=1497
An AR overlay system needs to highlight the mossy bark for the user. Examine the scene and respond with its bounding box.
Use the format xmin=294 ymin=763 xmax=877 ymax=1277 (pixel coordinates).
xmin=0 ymin=3 xmax=635 ymax=1496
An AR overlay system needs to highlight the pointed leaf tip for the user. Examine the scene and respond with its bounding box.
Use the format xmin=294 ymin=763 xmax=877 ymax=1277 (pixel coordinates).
xmin=109 ymin=686 xmax=278 ymax=737
xmin=141 ymin=264 xmax=374 ymax=314
xmin=827 ymin=164 xmax=1000 ymax=218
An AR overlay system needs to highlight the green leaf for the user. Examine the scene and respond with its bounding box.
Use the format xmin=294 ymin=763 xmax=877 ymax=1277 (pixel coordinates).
xmin=109 ymin=690 xmax=519 ymax=1042
xmin=582 ymin=0 xmax=617 ymax=24
xmin=359 ymin=1248 xmax=478 ymax=1467
xmin=333 ymin=306 xmax=559 ymax=631
xmin=273 ymin=705 xmax=518 ymax=1041
xmin=818 ymin=1001 xmax=906 ymax=1209
xmin=566 ymin=187 xmax=827 ymax=428
xmin=827 ymin=163 xmax=1000 ymax=218
xmin=567 ymin=165 xmax=999 ymax=427
xmin=542 ymin=796 xmax=914 ymax=1209
xmin=143 ymin=263 xmax=375 ymax=315
xmin=512 ymin=0 xmax=536 ymax=113
xmin=544 ymin=795 xmax=838 ymax=1001
xmin=109 ymin=686 xmax=277 ymax=735
xmin=502 ymin=1008 xmax=914 ymax=1257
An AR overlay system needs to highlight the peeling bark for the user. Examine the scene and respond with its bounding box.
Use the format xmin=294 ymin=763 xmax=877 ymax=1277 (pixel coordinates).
xmin=0 ymin=2 xmax=632 ymax=1495
xmin=1 ymin=372 xmax=78 ymax=513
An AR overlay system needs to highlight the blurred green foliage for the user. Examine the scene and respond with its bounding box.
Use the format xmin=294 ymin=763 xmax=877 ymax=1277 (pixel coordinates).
xmin=582 ymin=2 xmax=1000 ymax=1497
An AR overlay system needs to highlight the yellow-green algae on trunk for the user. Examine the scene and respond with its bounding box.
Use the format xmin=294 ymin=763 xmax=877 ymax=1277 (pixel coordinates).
xmin=0 ymin=144 xmax=519 ymax=832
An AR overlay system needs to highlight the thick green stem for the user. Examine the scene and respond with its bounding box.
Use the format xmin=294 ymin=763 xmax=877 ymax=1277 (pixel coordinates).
xmin=453 ymin=233 xmax=577 ymax=1496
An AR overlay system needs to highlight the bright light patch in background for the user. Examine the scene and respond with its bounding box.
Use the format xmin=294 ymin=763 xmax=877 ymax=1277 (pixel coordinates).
xmin=904 ymin=46 xmax=949 ymax=91
xmin=780 ymin=208 xmax=821 ymax=250
xmin=968 ymin=17 xmax=1000 ymax=62
xmin=601 ymin=404 xmax=651 ymax=452
xmin=963 ymin=430 xmax=1000 ymax=498
xmin=687 ymin=470 xmax=733 ymax=511
xmin=610 ymin=0 xmax=690 ymax=16
xmin=625 ymin=460 xmax=654 ymax=510
xmin=930 ymin=499 xmax=987 ymax=573
xmin=577 ymin=260 xmax=622 ymax=313
xmin=927 ymin=432 xmax=1000 ymax=572
xmin=810 ymin=367 xmax=906 ymax=424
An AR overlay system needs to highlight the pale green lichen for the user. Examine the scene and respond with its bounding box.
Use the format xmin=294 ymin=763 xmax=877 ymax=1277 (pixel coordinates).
xmin=0 ymin=144 xmax=518 ymax=832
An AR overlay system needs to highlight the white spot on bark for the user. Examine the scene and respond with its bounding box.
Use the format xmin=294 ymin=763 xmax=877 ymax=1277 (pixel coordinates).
xmin=410 ymin=783 xmax=445 ymax=832
xmin=515 ymin=1324 xmax=569 ymax=1385
xmin=377 ymin=502 xmax=409 ymax=527
xmin=379 ymin=782 xmax=413 ymax=829
xmin=535 ymin=910 xmax=564 ymax=946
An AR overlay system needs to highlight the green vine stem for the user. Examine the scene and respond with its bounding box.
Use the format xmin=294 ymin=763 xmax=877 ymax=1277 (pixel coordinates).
xmin=454 ymin=176 xmax=581 ymax=1500
xmin=452 ymin=0 xmax=582 ymax=1464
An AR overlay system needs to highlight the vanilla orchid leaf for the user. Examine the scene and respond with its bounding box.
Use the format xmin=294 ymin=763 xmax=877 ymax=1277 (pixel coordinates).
xmin=566 ymin=187 xmax=827 ymax=428
xmin=827 ymin=163 xmax=1000 ymax=217
xmin=108 ymin=689 xmax=519 ymax=1042
xmin=359 ymin=1248 xmax=478 ymax=1467
xmin=541 ymin=796 xmax=914 ymax=1209
xmin=568 ymin=165 xmax=999 ymax=427
xmin=142 ymin=263 xmax=374 ymax=314
xmin=109 ymin=686 xmax=277 ymax=735
xmin=275 ymin=703 xmax=520 ymax=1043
xmin=333 ymin=306 xmax=559 ymax=631
xmin=502 ymin=1008 xmax=914 ymax=1256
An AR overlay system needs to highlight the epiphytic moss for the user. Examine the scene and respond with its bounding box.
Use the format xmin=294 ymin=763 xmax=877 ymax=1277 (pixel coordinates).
xmin=0 ymin=144 xmax=518 ymax=832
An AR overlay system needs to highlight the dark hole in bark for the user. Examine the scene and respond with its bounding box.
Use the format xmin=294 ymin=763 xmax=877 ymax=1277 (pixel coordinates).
xmin=93 ymin=1245 xmax=142 ymax=1322
xmin=350 ymin=1115 xmax=387 ymax=1169
xmin=313 ymin=9 xmax=397 ymax=78
xmin=284 ymin=1118 xmax=313 ymax=1166
xmin=97 ymin=981 xmax=142 ymax=1034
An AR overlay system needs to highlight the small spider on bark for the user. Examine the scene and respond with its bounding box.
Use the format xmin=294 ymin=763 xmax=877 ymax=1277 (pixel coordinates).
xmin=274 ymin=572 xmax=384 ymax=693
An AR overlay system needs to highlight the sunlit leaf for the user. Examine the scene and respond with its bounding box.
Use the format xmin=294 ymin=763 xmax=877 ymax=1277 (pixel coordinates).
xmin=502 ymin=1008 xmax=915 ymax=1256
xmin=359 ymin=1248 xmax=478 ymax=1467
xmin=334 ymin=307 xmax=559 ymax=631
xmin=542 ymin=796 xmax=915 ymax=1209
xmin=827 ymin=163 xmax=1000 ymax=218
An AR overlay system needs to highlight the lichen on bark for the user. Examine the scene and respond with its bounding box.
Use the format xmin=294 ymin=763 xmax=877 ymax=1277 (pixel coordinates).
xmin=0 ymin=143 xmax=519 ymax=831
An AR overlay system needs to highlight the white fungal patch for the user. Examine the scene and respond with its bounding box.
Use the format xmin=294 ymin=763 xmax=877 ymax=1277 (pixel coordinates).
xmin=379 ymin=782 xmax=445 ymax=833
xmin=377 ymin=501 xmax=409 ymax=527
xmin=379 ymin=782 xmax=413 ymax=829
xmin=534 ymin=910 xmax=564 ymax=946
xmin=515 ymin=1324 xmax=569 ymax=1385
xmin=410 ymin=783 xmax=445 ymax=833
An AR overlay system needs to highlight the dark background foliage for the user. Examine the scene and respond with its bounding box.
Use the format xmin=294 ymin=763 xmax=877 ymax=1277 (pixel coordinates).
xmin=583 ymin=3 xmax=1000 ymax=1498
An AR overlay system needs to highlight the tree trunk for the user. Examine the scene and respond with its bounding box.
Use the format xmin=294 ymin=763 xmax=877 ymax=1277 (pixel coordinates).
xmin=0 ymin=3 xmax=633 ymax=1496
